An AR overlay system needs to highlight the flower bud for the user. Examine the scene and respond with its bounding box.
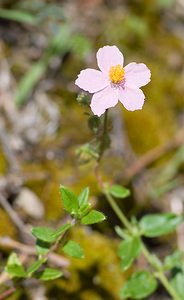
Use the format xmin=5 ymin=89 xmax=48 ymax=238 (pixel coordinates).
xmin=76 ymin=92 xmax=91 ymax=105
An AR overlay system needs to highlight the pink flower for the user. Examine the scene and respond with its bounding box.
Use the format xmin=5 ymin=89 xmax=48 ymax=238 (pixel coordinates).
xmin=75 ymin=45 xmax=151 ymax=117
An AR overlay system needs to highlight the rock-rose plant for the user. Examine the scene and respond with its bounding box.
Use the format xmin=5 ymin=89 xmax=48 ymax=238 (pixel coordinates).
xmin=1 ymin=46 xmax=184 ymax=300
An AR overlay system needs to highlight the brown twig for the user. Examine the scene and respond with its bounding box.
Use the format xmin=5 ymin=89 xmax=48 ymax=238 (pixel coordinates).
xmin=0 ymin=287 xmax=16 ymax=300
xmin=124 ymin=128 xmax=184 ymax=180
xmin=0 ymin=237 xmax=69 ymax=268
xmin=0 ymin=221 xmax=72 ymax=299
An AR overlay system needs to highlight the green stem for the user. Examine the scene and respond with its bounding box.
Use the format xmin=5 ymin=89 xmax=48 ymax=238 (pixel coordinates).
xmin=140 ymin=244 xmax=181 ymax=300
xmin=94 ymin=108 xmax=181 ymax=300
xmin=103 ymin=190 xmax=181 ymax=300
xmin=156 ymin=272 xmax=181 ymax=300
xmin=104 ymin=191 xmax=132 ymax=232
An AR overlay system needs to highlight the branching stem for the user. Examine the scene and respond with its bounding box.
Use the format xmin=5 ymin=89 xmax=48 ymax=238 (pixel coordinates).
xmin=0 ymin=219 xmax=76 ymax=299
xmin=94 ymin=110 xmax=182 ymax=300
xmin=103 ymin=190 xmax=181 ymax=300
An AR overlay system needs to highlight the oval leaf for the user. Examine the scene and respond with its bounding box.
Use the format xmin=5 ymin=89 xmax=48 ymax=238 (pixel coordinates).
xmin=120 ymin=271 xmax=157 ymax=299
xmin=6 ymin=264 xmax=25 ymax=278
xmin=164 ymin=250 xmax=183 ymax=270
xmin=55 ymin=223 xmax=71 ymax=236
xmin=26 ymin=260 xmax=44 ymax=277
xmin=62 ymin=240 xmax=84 ymax=259
xmin=7 ymin=252 xmax=21 ymax=266
xmin=31 ymin=227 xmax=56 ymax=243
xmin=118 ymin=237 xmax=141 ymax=271
xmin=110 ymin=185 xmax=130 ymax=199
xmin=139 ymin=213 xmax=183 ymax=237
xmin=78 ymin=187 xmax=89 ymax=207
xmin=35 ymin=268 xmax=63 ymax=281
xmin=171 ymin=273 xmax=184 ymax=300
xmin=60 ymin=186 xmax=79 ymax=213
xmin=81 ymin=210 xmax=106 ymax=225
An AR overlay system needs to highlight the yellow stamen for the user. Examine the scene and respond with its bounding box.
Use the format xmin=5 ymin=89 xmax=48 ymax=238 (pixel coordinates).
xmin=109 ymin=64 xmax=125 ymax=84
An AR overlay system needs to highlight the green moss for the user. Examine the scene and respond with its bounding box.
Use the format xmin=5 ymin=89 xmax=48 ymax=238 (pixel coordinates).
xmin=0 ymin=149 xmax=7 ymax=174
xmin=0 ymin=207 xmax=16 ymax=238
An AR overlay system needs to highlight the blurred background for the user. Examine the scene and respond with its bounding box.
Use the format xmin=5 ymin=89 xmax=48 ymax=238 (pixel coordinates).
xmin=0 ymin=0 xmax=184 ymax=299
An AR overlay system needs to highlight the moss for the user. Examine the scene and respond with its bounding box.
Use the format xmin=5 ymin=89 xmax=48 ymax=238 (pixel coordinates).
xmin=0 ymin=149 xmax=7 ymax=174
xmin=0 ymin=207 xmax=16 ymax=238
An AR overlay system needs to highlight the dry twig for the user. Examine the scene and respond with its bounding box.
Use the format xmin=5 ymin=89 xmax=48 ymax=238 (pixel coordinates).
xmin=124 ymin=128 xmax=184 ymax=180
xmin=0 ymin=236 xmax=69 ymax=269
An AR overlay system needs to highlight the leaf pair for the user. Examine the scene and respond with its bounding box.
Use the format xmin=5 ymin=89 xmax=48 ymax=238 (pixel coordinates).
xmin=60 ymin=186 xmax=105 ymax=224
xmin=31 ymin=223 xmax=70 ymax=243
xmin=6 ymin=253 xmax=62 ymax=281
xmin=60 ymin=186 xmax=90 ymax=215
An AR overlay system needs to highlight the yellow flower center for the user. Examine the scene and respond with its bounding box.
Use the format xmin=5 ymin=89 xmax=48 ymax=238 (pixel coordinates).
xmin=109 ymin=64 xmax=125 ymax=84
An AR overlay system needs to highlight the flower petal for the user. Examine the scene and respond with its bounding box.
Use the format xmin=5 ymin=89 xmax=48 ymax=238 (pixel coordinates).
xmin=90 ymin=85 xmax=118 ymax=116
xmin=118 ymin=85 xmax=145 ymax=111
xmin=125 ymin=63 xmax=151 ymax=88
xmin=75 ymin=68 xmax=109 ymax=93
xmin=97 ymin=46 xmax=124 ymax=74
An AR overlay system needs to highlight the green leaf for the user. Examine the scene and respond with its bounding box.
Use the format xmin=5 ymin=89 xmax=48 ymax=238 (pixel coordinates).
xmin=171 ymin=273 xmax=184 ymax=300
xmin=15 ymin=25 xmax=71 ymax=107
xmin=139 ymin=213 xmax=183 ymax=237
xmin=60 ymin=186 xmax=79 ymax=214
xmin=15 ymin=62 xmax=47 ymax=107
xmin=164 ymin=250 xmax=183 ymax=270
xmin=36 ymin=240 xmax=50 ymax=257
xmin=26 ymin=260 xmax=44 ymax=277
xmin=78 ymin=187 xmax=89 ymax=207
xmin=31 ymin=227 xmax=57 ymax=243
xmin=115 ymin=226 xmax=130 ymax=239
xmin=109 ymin=185 xmax=130 ymax=199
xmin=55 ymin=223 xmax=71 ymax=236
xmin=81 ymin=210 xmax=106 ymax=225
xmin=118 ymin=237 xmax=142 ymax=271
xmin=62 ymin=240 xmax=84 ymax=259
xmin=35 ymin=268 xmax=63 ymax=281
xmin=6 ymin=264 xmax=25 ymax=278
xmin=0 ymin=9 xmax=38 ymax=25
xmin=120 ymin=271 xmax=157 ymax=299
xmin=79 ymin=203 xmax=91 ymax=215
xmin=7 ymin=252 xmax=21 ymax=266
